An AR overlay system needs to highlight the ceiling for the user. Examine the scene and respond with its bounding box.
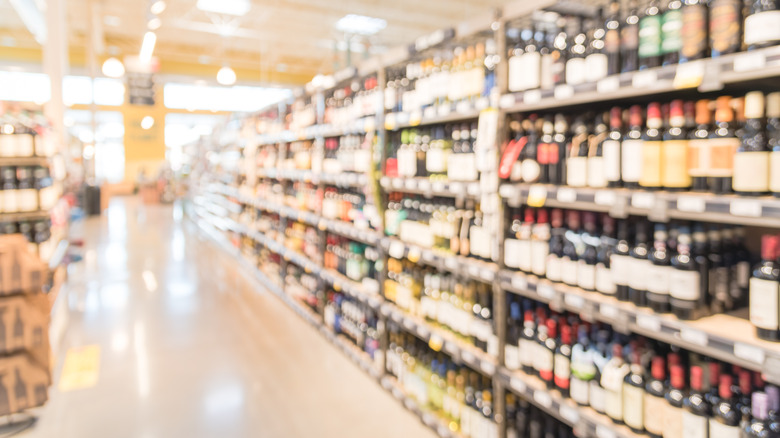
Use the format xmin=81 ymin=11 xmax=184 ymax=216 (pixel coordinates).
xmin=0 ymin=0 xmax=512 ymax=86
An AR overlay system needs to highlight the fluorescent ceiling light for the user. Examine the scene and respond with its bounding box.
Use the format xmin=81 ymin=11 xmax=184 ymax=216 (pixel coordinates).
xmin=150 ymin=0 xmax=166 ymax=15
xmin=335 ymin=14 xmax=386 ymax=35
xmin=196 ymin=0 xmax=250 ymax=16
xmin=148 ymin=17 xmax=161 ymax=30
xmin=139 ymin=32 xmax=157 ymax=62
xmin=8 ymin=0 xmax=46 ymax=44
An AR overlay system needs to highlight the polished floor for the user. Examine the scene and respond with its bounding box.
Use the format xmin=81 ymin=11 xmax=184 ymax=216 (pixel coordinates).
xmin=24 ymin=197 xmax=435 ymax=438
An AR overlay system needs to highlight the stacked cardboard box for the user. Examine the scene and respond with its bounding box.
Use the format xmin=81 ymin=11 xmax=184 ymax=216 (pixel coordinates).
xmin=0 ymin=235 xmax=50 ymax=415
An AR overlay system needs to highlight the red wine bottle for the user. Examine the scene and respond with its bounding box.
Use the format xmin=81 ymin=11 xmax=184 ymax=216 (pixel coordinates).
xmin=710 ymin=374 xmax=741 ymax=437
xmin=628 ymin=219 xmax=651 ymax=308
xmin=554 ymin=324 xmax=573 ymax=398
xmin=682 ymin=365 xmax=711 ymax=438
xmin=749 ymin=234 xmax=780 ymax=341
xmin=622 ymin=0 xmax=641 ymax=72
xmin=647 ymin=223 xmax=673 ymax=313
xmin=644 ymin=356 xmax=666 ymax=438
xmin=665 ymin=364 xmax=686 ymax=437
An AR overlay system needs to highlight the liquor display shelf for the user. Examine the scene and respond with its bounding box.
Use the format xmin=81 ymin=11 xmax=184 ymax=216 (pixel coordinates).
xmin=384 ymin=98 xmax=487 ymax=131
xmin=256 ymin=168 xmax=369 ymax=188
xmin=380 ymin=303 xmax=499 ymax=378
xmin=380 ymin=375 xmax=465 ymax=438
xmin=498 ymin=45 xmax=780 ymax=114
xmin=379 ymin=176 xmax=482 ymax=200
xmin=255 ymin=116 xmax=377 ymax=146
xmin=0 ymin=210 xmax=50 ymax=222
xmin=496 ymin=367 xmax=641 ymax=438
xmin=499 ymin=269 xmax=780 ymax=385
xmin=0 ymin=156 xmax=50 ymax=166
xmin=381 ymin=236 xmax=499 ymax=283
xmin=499 ymin=183 xmax=780 ymax=228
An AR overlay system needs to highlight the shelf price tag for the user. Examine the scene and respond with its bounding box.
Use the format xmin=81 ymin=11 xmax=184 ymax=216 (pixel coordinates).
xmin=631 ymin=192 xmax=655 ymax=209
xmin=407 ymin=246 xmax=422 ymax=263
xmin=556 ymin=188 xmax=577 ymax=204
xmin=392 ymin=178 xmax=403 ymax=189
xmin=417 ymin=325 xmax=430 ymax=339
xmin=438 ymin=104 xmax=452 ymax=117
xmin=461 ymin=351 xmax=475 ymax=365
xmin=734 ymin=52 xmax=766 ymax=72
xmin=403 ymin=318 xmax=415 ymax=330
xmin=405 ymin=179 xmax=417 ymax=190
xmin=480 ymin=361 xmax=496 ymax=375
xmin=429 ymin=334 xmax=444 ymax=352
xmin=512 ymin=275 xmax=528 ymax=291
xmin=524 ymin=89 xmax=542 ymax=104
xmin=730 ymin=199 xmax=762 ymax=217
xmin=674 ymin=60 xmax=705 ymax=89
xmin=418 ymin=180 xmax=431 ymax=193
xmin=597 ymin=76 xmax=620 ymax=93
xmin=456 ymin=101 xmax=472 ymax=114
xmin=632 ymin=70 xmax=657 ymax=89
xmin=596 ymin=425 xmax=617 ymax=438
xmin=533 ymin=390 xmax=553 ymax=408
xmin=564 ymin=294 xmax=585 ymax=310
xmin=734 ymin=342 xmax=765 ymax=365
xmin=432 ymin=181 xmax=446 ymax=193
xmin=469 ymin=265 xmax=481 ymax=278
xmin=559 ymin=404 xmax=580 ymax=424
xmin=510 ymin=377 xmax=527 ymax=394
xmin=636 ymin=314 xmax=661 ymax=332
xmin=389 ymin=241 xmax=406 ymax=259
xmin=680 ymin=328 xmax=708 ymax=347
xmin=423 ymin=106 xmax=436 ymax=120
xmin=538 ymin=284 xmax=556 ymax=300
xmin=600 ymin=304 xmax=619 ymax=320
xmin=499 ymin=94 xmax=517 ymax=109
xmin=445 ymin=257 xmax=459 ymax=271
xmin=480 ymin=270 xmax=495 ymax=282
xmin=527 ymin=185 xmax=548 ymax=207
xmin=677 ymin=196 xmax=706 ymax=213
xmin=594 ymin=190 xmax=616 ymax=206
xmin=554 ymin=85 xmax=574 ymax=100
xmin=409 ymin=110 xmax=422 ymax=127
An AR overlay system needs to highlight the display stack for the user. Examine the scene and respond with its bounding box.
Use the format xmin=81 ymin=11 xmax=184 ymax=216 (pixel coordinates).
xmin=190 ymin=0 xmax=780 ymax=437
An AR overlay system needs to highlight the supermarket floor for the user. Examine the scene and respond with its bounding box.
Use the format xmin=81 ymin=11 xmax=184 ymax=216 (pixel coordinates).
xmin=23 ymin=196 xmax=436 ymax=438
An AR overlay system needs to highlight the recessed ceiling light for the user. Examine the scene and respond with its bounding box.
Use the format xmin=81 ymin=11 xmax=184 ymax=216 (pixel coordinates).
xmin=196 ymin=0 xmax=250 ymax=16
xmin=335 ymin=14 xmax=386 ymax=35
xmin=102 ymin=57 xmax=125 ymax=78
xmin=150 ymin=0 xmax=166 ymax=15
xmin=217 ymin=66 xmax=236 ymax=85
xmin=104 ymin=15 xmax=121 ymax=27
xmin=147 ymin=17 xmax=161 ymax=30
xmin=141 ymin=116 xmax=155 ymax=130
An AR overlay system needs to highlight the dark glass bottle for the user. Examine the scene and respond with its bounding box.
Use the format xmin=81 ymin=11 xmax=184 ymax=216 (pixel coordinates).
xmin=670 ymin=226 xmax=704 ymax=320
xmin=665 ymin=364 xmax=687 ymax=437
xmin=662 ymin=99 xmax=692 ymax=190
xmin=622 ymin=105 xmax=644 ymax=189
xmin=644 ymin=356 xmax=666 ymax=438
xmin=749 ymin=234 xmax=780 ymax=341
xmin=595 ymin=215 xmax=617 ymax=297
xmin=647 ymin=223 xmax=672 ymax=313
xmin=539 ymin=116 xmax=555 ymax=184
xmin=733 ymin=91 xmax=769 ymax=195
xmin=586 ymin=8 xmax=609 ymax=83
xmin=662 ymin=0 xmax=684 ymax=64
xmin=537 ymin=319 xmax=557 ymax=388
xmin=639 ymin=0 xmax=664 ymax=69
xmin=709 ymin=0 xmax=742 ymax=57
xmin=683 ymin=365 xmax=711 ymax=438
xmin=554 ymin=324 xmax=572 ymax=398
xmin=708 ymin=227 xmax=733 ymax=314
xmin=605 ymin=0 xmax=622 ymax=75
xmin=622 ymin=352 xmax=646 ymax=433
xmin=566 ymin=115 xmax=589 ymax=188
xmin=689 ymin=99 xmax=712 ymax=192
xmin=622 ymin=0 xmax=641 ymax=72
xmin=681 ymin=0 xmax=709 ymax=62
xmin=768 ymin=93 xmax=780 ymax=197
xmin=551 ymin=23 xmax=569 ymax=88
xmin=641 ymin=102 xmax=664 ymax=190
xmin=744 ymin=0 xmax=780 ymax=49
xmin=578 ymin=212 xmax=599 ymax=292
xmin=521 ymin=117 xmax=542 ymax=184
xmin=628 ymin=220 xmax=650 ymax=308
xmin=520 ymin=310 xmax=537 ymax=375
xmin=604 ymin=107 xmax=623 ymax=187
xmin=561 ymin=210 xmax=581 ymax=287
xmin=547 ymin=209 xmax=566 ymax=283
xmin=744 ymin=392 xmax=771 ymax=438
xmin=565 ymin=16 xmax=588 ymax=86
xmin=554 ymin=114 xmax=569 ymax=186
xmin=709 ymin=96 xmax=739 ymax=194
xmin=710 ymin=374 xmax=741 ymax=436
xmin=612 ymin=219 xmax=631 ymax=302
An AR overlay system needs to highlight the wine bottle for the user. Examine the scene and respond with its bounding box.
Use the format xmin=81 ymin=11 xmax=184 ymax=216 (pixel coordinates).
xmin=538 ymin=116 xmax=553 ymax=184
xmin=682 ymin=365 xmax=711 ymax=438
xmin=710 ymin=96 xmax=739 ymax=194
xmin=612 ymin=219 xmax=632 ymax=302
xmin=744 ymin=392 xmax=771 ymax=438
xmin=628 ymin=220 xmax=651 ymax=308
xmin=622 ymin=0 xmax=641 ymax=72
xmin=566 ymin=17 xmax=588 ymax=85
xmin=578 ymin=212 xmax=599 ymax=292
xmin=554 ymin=114 xmax=569 ymax=186
xmin=623 ymin=351 xmax=646 ymax=433
xmin=767 ymin=93 xmax=780 ymax=196
xmin=531 ymin=208 xmax=550 ymax=277
xmin=622 ymin=105 xmax=644 ymax=189
xmin=554 ymin=324 xmax=573 ymax=398
xmin=640 ymin=102 xmax=664 ymax=189
xmin=662 ymin=0 xmax=684 ymax=65
xmin=566 ymin=116 xmax=589 ymax=187
xmin=596 ymin=215 xmax=618 ymax=296
xmin=587 ymin=111 xmax=609 ymax=188
xmin=709 ymin=374 xmax=741 ymax=438
xmin=520 ymin=309 xmax=538 ymax=375
xmin=604 ymin=107 xmax=623 ymax=187
xmin=506 ymin=298 xmax=522 ymax=371
xmin=639 ymin=0 xmax=664 ymax=69
xmin=605 ymin=0 xmax=622 ymax=75
xmin=664 ymin=364 xmax=686 ymax=438
xmin=561 ymin=210 xmax=581 ymax=287
xmin=709 ymin=0 xmax=742 ymax=57
xmin=662 ymin=99 xmax=692 ymax=190
xmin=518 ymin=208 xmax=535 ymax=273
xmin=705 ymin=361 xmax=722 ymax=407
xmin=522 ymin=118 xmax=542 ymax=184
xmin=547 ymin=209 xmax=565 ymax=283
xmin=681 ymin=0 xmax=709 ymax=62
xmin=539 ymin=30 xmax=555 ymax=91
xmin=744 ymin=0 xmax=780 ymax=49
xmin=733 ymin=91 xmax=769 ymax=195
xmin=603 ymin=342 xmax=629 ymax=424
xmin=647 ymin=223 xmax=673 ymax=313
xmin=570 ymin=326 xmax=595 ymax=406
xmin=644 ymin=356 xmax=666 ymax=438
xmin=749 ymin=234 xmax=780 ymax=342
xmin=708 ymin=227 xmax=733 ymax=314
xmin=537 ymin=319 xmax=556 ymax=388
xmin=590 ymin=328 xmax=610 ymax=415
xmin=510 ymin=28 xmax=541 ymax=92
xmin=551 ymin=23 xmax=569 ymax=88
xmin=586 ymin=8 xmax=609 ymax=83
xmin=505 ymin=208 xmax=523 ymax=270
xmin=670 ymin=225 xmax=704 ymax=320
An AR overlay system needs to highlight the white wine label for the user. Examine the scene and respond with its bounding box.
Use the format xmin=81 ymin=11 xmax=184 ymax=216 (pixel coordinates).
xmin=426 ymin=148 xmax=447 ymax=173
xmin=610 ymin=254 xmax=631 ymax=285
xmin=562 ymin=257 xmax=579 ymax=285
xmin=585 ymin=53 xmax=609 ymax=83
xmin=397 ymin=149 xmax=417 ymax=177
xmin=669 ymin=270 xmax=700 ymax=300
xmin=732 ymin=151 xmax=770 ymax=192
xmin=770 ymin=151 xmax=780 ymax=192
xmin=505 ymin=345 xmax=520 ymax=370
xmin=567 ymin=156 xmax=588 ymax=187
xmin=571 ymin=378 xmax=589 ymax=405
xmin=588 ymin=157 xmax=607 ymax=188
xmin=708 ymin=418 xmax=740 ymax=438
xmin=749 ymin=277 xmax=780 ymax=330
xmin=565 ymin=58 xmax=587 ymax=86
xmin=596 ymin=263 xmax=617 ymax=295
xmin=745 ymin=11 xmax=780 ymax=45
xmin=627 ymin=258 xmax=649 ymax=290
xmin=531 ymin=240 xmax=549 ymax=276
xmin=521 ymin=159 xmax=541 ymax=183
xmin=663 ymin=405 xmax=684 ymax=438
xmin=623 ymin=384 xmax=645 ymax=431
xmin=554 ymin=354 xmax=571 ymax=379
xmin=589 ymin=381 xmax=606 ymax=413
xmin=578 ymin=262 xmax=596 ymax=290
xmin=644 ymin=394 xmax=666 ymax=435
xmin=681 ymin=411 xmax=708 ymax=438
xmin=546 ymin=255 xmax=562 ymax=282
xmin=621 ymin=139 xmax=644 ymax=182
xmin=504 ymin=238 xmax=522 ymax=269
xmin=646 ymin=264 xmax=672 ymax=295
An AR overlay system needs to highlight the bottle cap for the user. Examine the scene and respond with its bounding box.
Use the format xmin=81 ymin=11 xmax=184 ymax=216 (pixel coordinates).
xmin=670 ymin=99 xmax=684 ymax=118
xmin=734 ymin=97 xmax=746 ymax=122
xmin=690 ymin=366 xmax=704 ymax=391
xmin=647 ymin=102 xmax=662 ymax=120
xmin=524 ymin=208 xmax=535 ymax=223
xmin=551 ymin=209 xmax=564 ymax=228
xmin=761 ymin=235 xmax=780 ymax=261
xmin=567 ymin=210 xmax=580 ymax=229
xmin=651 ymin=356 xmax=665 ymax=380
xmin=612 ymin=343 xmax=622 ymax=357
xmin=766 ymin=386 xmax=780 ymax=413
xmin=561 ymin=324 xmax=572 ymax=345
xmin=537 ymin=208 xmax=549 ymax=225
xmin=524 ymin=309 xmax=534 ymax=322
xmin=629 ymin=105 xmax=643 ymax=127
xmin=602 ymin=215 xmax=615 ymax=235
xmin=610 ymin=107 xmax=622 ymax=129
xmin=767 ymin=92 xmax=780 ymax=118
xmin=547 ymin=319 xmax=557 ymax=338
xmin=745 ymin=91 xmax=766 ymax=119
xmin=695 ymin=99 xmax=712 ymax=124
xmin=670 ymin=365 xmax=685 ymax=389
xmin=715 ymin=96 xmax=734 ymax=122
xmin=740 ymin=370 xmax=752 ymax=394
xmin=708 ymin=361 xmax=721 ymax=387
xmin=755 ymin=371 xmax=765 ymax=390
xmin=753 ymin=392 xmax=770 ymax=421
xmin=719 ymin=374 xmax=733 ymax=399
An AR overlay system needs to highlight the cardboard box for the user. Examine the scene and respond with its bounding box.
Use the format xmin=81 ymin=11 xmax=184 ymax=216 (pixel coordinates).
xmin=0 ymin=235 xmax=47 ymax=295
xmin=0 ymin=353 xmax=50 ymax=415
xmin=0 ymin=293 xmax=50 ymax=368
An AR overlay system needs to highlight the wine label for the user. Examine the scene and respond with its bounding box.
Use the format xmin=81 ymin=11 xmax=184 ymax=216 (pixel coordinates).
xmin=745 ymin=11 xmax=780 ymax=45
xmin=610 ymin=254 xmax=631 ymax=286
xmin=737 ymin=261 xmax=750 ymax=288
xmin=505 ymin=345 xmax=520 ymax=370
xmin=605 ymin=389 xmax=623 ymax=422
xmin=554 ymin=354 xmax=571 ymax=384
xmin=540 ymin=54 xmax=555 ymax=90
xmin=571 ymin=378 xmax=589 ymax=405
xmin=682 ymin=411 xmax=708 ymax=438
xmin=710 ymin=0 xmax=742 ymax=55
xmin=508 ymin=56 xmax=524 ymax=92
xmin=639 ymin=15 xmax=663 ymax=58
xmin=770 ymin=151 xmax=780 ymax=193
xmin=397 ymin=148 xmax=417 ymax=177
xmin=426 ymin=148 xmax=448 ymax=173
xmin=663 ymin=405 xmax=684 ymax=438
xmin=733 ymin=151 xmax=770 ymax=192
xmin=662 ymin=9 xmax=684 ymax=54
xmin=646 ymin=264 xmax=672 ymax=295
xmin=17 ymin=189 xmax=37 ymax=212
xmin=578 ymin=261 xmax=596 ymax=291
xmin=585 ymin=53 xmax=609 ymax=83
xmin=521 ymin=158 xmax=542 ymax=183
xmin=669 ymin=270 xmax=701 ymax=300
xmin=596 ymin=263 xmax=617 ymax=295
xmin=644 ymin=394 xmax=666 ymax=436
xmin=662 ymin=139 xmax=692 ymax=188
xmin=3 ymin=191 xmax=18 ymax=213
xmin=590 ymin=381 xmax=606 ymax=413
xmin=562 ymin=257 xmax=579 ymax=285
xmin=603 ymin=139 xmax=621 ymax=182
xmin=606 ymin=28 xmax=621 ymax=54
xmin=16 ymin=135 xmax=33 ymax=157
xmin=623 ymin=383 xmax=645 ymax=431
xmin=688 ymin=138 xmax=711 ymax=177
xmin=565 ymin=58 xmax=587 ymax=86
xmin=628 ymin=258 xmax=649 ymax=291
xmin=531 ymin=240 xmax=548 ymax=276
xmin=640 ymin=140 xmax=663 ymax=187
xmin=588 ymin=156 xmax=607 ymax=188
xmin=708 ymin=418 xmax=741 ymax=438
xmin=518 ymin=239 xmax=532 ymax=272
xmin=708 ymin=137 xmax=739 ymax=177
xmin=546 ymin=254 xmax=563 ymax=282
xmin=520 ymin=338 xmax=536 ymax=368
xmin=682 ymin=4 xmax=708 ymax=59
xmin=0 ymin=135 xmax=16 ymax=157
xmin=567 ymin=156 xmax=588 ymax=187
xmin=749 ymin=277 xmax=780 ymax=330
xmin=535 ymin=348 xmax=554 ymax=380
xmin=504 ymin=238 xmax=522 ymax=269
xmin=621 ymin=139 xmax=644 ymax=183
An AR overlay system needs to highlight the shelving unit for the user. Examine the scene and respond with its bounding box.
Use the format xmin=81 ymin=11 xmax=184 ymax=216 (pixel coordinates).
xmin=188 ymin=1 xmax=780 ymax=437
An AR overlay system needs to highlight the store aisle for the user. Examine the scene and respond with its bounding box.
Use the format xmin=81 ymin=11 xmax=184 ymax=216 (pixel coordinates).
xmin=26 ymin=197 xmax=435 ymax=438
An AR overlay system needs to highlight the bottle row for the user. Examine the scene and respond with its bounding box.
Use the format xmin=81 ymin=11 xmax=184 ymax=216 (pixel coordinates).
xmin=0 ymin=219 xmax=56 ymax=261
xmin=506 ymin=0 xmax=780 ymax=93
xmin=500 ymin=92 xmax=780 ymax=195
xmin=1 ymin=166 xmax=58 ymax=214
xmin=0 ymin=106 xmax=55 ymax=158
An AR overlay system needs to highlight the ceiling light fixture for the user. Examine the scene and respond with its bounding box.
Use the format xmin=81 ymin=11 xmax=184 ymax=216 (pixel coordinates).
xmin=216 ymin=66 xmax=236 ymax=86
xmin=102 ymin=57 xmax=125 ymax=78
xmin=196 ymin=0 xmax=250 ymax=16
xmin=150 ymin=0 xmax=166 ymax=15
xmin=139 ymin=31 xmax=157 ymax=62
xmin=335 ymin=14 xmax=386 ymax=35
xmin=147 ymin=17 xmax=161 ymax=30
xmin=141 ymin=116 xmax=155 ymax=130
